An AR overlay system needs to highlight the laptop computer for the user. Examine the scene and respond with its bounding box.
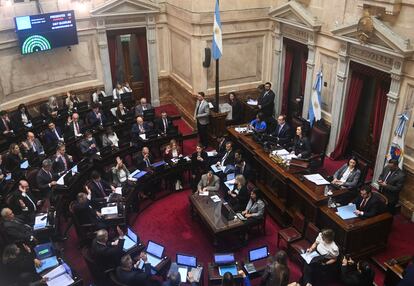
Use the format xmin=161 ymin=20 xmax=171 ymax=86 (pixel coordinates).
xmin=34 ymin=242 xmax=54 ymax=260
xmin=146 ymin=240 xmax=165 ymax=267
xmin=221 ymin=202 xmax=235 ymax=221
xmin=20 ymin=160 xmax=29 ymax=170
xmin=214 ymin=253 xmax=237 ymax=276
xmin=145 ymin=129 xmax=158 ymax=140
xmin=176 ymin=254 xmax=202 ymax=283
xmin=244 ymin=245 xmax=269 ymax=274
xmin=101 ymin=96 xmax=114 ymax=104
xmin=151 ymin=160 xmax=166 ymax=171
xmin=123 ymin=227 xmax=140 ymax=252
xmin=226 ymin=173 xmax=235 ymax=181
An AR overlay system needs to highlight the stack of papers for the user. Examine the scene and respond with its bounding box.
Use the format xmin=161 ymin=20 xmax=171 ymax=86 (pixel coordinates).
xmin=199 ymin=191 xmax=209 ymax=196
xmin=211 ymin=195 xmax=221 ymax=203
xmin=207 ymin=150 xmax=218 ymax=157
xmin=34 ymin=214 xmax=48 ymax=230
xmin=139 ymin=134 xmax=147 ymax=140
xmin=43 ymin=265 xmax=74 ymax=286
xmin=301 ymin=251 xmax=320 ymax=264
xmin=247 ymin=99 xmax=258 ymax=106
xmin=303 ymin=174 xmax=330 ymax=185
xmin=336 ymin=204 xmax=358 ymax=220
xmin=272 ymin=149 xmax=297 ymax=161
xmin=211 ymin=164 xmax=224 ymax=173
xmin=56 ymin=175 xmax=65 ymax=186
xmin=101 ymin=206 xmax=118 ymax=215
xmin=235 ymin=127 xmax=248 ymax=133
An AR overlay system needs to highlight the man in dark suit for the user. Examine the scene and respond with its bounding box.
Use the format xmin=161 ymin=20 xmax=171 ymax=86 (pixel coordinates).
xmin=116 ymin=253 xmax=152 ymax=286
xmin=378 ymin=159 xmax=406 ymax=213
xmin=52 ymin=144 xmax=74 ymax=176
xmin=1 ymin=207 xmax=34 ymax=243
xmin=79 ymin=131 xmax=100 ymax=156
xmin=234 ymin=151 xmax=252 ymax=181
xmin=43 ymin=122 xmax=64 ymax=147
xmin=91 ymin=227 xmax=125 ymax=271
xmin=0 ymin=110 xmax=16 ymax=136
xmin=36 ymin=159 xmax=58 ymax=197
xmin=272 ymin=115 xmax=292 ymax=147
xmin=13 ymin=104 xmax=33 ymax=131
xmin=87 ymin=170 xmax=115 ymax=202
xmin=134 ymin=97 xmax=154 ymax=117
xmin=216 ymin=141 xmax=235 ymax=167
xmin=216 ymin=135 xmax=227 ymax=157
xmin=65 ymin=112 xmax=84 ymax=138
xmin=352 ymin=186 xmax=385 ymax=218
xmin=257 ymin=82 xmax=275 ymax=118
xmin=155 ymin=111 xmax=173 ymax=134
xmin=86 ymin=103 xmax=106 ymax=128
xmin=72 ymin=192 xmax=106 ymax=229
xmin=131 ymin=116 xmax=151 ymax=142
xmin=9 ymin=180 xmax=41 ymax=225
xmin=136 ymin=147 xmax=153 ymax=170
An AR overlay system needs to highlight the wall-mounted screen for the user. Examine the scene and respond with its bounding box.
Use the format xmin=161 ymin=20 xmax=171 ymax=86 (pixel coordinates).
xmin=14 ymin=10 xmax=78 ymax=55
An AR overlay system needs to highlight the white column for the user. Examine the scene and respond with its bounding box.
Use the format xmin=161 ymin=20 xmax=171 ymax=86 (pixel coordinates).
xmin=270 ymin=23 xmax=283 ymax=115
xmin=301 ymin=43 xmax=316 ymax=118
xmin=372 ymin=71 xmax=402 ymax=185
xmin=327 ymin=43 xmax=350 ymax=154
xmin=96 ymin=20 xmax=113 ymax=94
xmin=146 ymin=17 xmax=160 ymax=107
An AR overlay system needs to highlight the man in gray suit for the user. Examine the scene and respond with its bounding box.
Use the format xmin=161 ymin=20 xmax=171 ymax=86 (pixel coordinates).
xmin=378 ymin=159 xmax=406 ymax=214
xmin=134 ymin=97 xmax=153 ymax=117
xmin=197 ymin=171 xmax=220 ymax=193
xmin=21 ymin=132 xmax=45 ymax=156
xmin=194 ymin=92 xmax=210 ymax=147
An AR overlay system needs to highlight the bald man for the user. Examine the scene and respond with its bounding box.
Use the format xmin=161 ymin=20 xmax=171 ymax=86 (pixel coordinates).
xmin=1 ymin=208 xmax=34 ymax=243
xmin=136 ymin=147 xmax=153 ymax=170
xmin=21 ymin=132 xmax=45 ymax=156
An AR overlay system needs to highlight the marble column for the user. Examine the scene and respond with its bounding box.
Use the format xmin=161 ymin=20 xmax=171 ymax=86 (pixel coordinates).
xmin=327 ymin=44 xmax=350 ymax=154
xmin=301 ymin=43 xmax=316 ymax=119
xmin=372 ymin=72 xmax=402 ymax=186
xmin=96 ymin=19 xmax=113 ymax=94
xmin=271 ymin=24 xmax=283 ymax=115
xmin=146 ymin=17 xmax=160 ymax=107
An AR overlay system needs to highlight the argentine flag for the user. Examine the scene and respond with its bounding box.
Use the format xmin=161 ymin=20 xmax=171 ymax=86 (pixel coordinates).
xmin=212 ymin=0 xmax=222 ymax=60
xmin=309 ymin=70 xmax=323 ymax=126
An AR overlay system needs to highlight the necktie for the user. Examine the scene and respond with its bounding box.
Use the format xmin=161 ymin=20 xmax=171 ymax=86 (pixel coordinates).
xmin=48 ymin=171 xmax=52 ymax=179
xmin=360 ymin=198 xmax=367 ymax=209
xmin=139 ymin=124 xmax=144 ymax=133
xmin=3 ymin=119 xmax=9 ymax=131
xmin=61 ymin=156 xmax=68 ymax=171
xmin=278 ymin=125 xmax=283 ymax=137
xmin=97 ymin=181 xmax=106 ymax=197
xmin=75 ymin=122 xmax=80 ymax=135
xmin=196 ymin=102 xmax=201 ymax=115
xmin=54 ymin=129 xmax=61 ymax=140
xmin=25 ymin=193 xmax=36 ymax=211
xmin=145 ymin=158 xmax=150 ymax=167
xmin=221 ymin=152 xmax=229 ymax=165
xmin=32 ymin=141 xmax=37 ymax=153
xmin=163 ymin=118 xmax=168 ymax=132
xmin=384 ymin=171 xmax=393 ymax=183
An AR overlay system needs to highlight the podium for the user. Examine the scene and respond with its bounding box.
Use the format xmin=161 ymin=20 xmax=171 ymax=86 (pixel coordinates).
xmin=207 ymin=110 xmax=227 ymax=146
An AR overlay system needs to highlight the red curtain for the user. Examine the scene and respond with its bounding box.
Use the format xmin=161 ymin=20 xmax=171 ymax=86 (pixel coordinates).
xmin=136 ymin=34 xmax=150 ymax=101
xmin=107 ymin=35 xmax=117 ymax=86
xmin=372 ymin=81 xmax=390 ymax=145
xmin=300 ymin=52 xmax=307 ymax=96
xmin=331 ymin=71 xmax=365 ymax=159
xmin=281 ymin=48 xmax=294 ymax=115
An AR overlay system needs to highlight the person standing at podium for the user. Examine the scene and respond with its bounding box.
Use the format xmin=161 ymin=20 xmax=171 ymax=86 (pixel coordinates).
xmin=194 ymin=92 xmax=210 ymax=148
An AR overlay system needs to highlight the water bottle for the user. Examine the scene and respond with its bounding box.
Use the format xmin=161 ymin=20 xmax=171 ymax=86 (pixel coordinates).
xmin=324 ymin=186 xmax=329 ymax=196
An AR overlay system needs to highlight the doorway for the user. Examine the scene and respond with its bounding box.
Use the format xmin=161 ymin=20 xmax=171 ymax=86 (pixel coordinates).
xmin=107 ymin=28 xmax=150 ymax=102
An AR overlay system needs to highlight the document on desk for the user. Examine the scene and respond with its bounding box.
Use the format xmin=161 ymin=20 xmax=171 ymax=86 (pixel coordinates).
xmin=224 ymin=179 xmax=236 ymax=190
xmin=235 ymin=127 xmax=248 ymax=133
xmin=43 ymin=265 xmax=66 ymax=280
xmin=247 ymin=99 xmax=258 ymax=106
xmin=207 ymin=150 xmax=218 ymax=157
xmin=56 ymin=175 xmax=65 ymax=186
xmin=46 ymin=273 xmax=74 ymax=286
xmin=211 ymin=164 xmax=223 ymax=173
xmin=211 ymin=195 xmax=221 ymax=203
xmin=34 ymin=213 xmax=48 ymax=230
xmin=139 ymin=134 xmax=147 ymax=140
xmin=303 ymin=174 xmax=330 ymax=185
xmin=115 ymin=187 xmax=122 ymax=195
xmin=101 ymin=205 xmax=118 ymax=215
xmin=337 ymin=204 xmax=358 ymax=220
xmin=301 ymin=251 xmax=320 ymax=264
xmin=273 ymin=149 xmax=290 ymax=156
xmin=199 ymin=191 xmax=209 ymax=196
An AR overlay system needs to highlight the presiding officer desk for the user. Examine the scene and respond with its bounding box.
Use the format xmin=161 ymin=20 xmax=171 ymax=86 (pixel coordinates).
xmin=227 ymin=127 xmax=393 ymax=258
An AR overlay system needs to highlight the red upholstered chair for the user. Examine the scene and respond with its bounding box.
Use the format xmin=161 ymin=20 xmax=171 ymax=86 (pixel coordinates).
xmin=277 ymin=212 xmax=306 ymax=248
xmin=289 ymin=222 xmax=320 ymax=265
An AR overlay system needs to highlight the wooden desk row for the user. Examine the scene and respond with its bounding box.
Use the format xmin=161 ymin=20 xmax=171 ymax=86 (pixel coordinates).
xmin=227 ymin=127 xmax=393 ymax=259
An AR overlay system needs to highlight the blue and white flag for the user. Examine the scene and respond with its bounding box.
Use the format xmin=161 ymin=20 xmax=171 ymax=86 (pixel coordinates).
xmin=212 ymin=0 xmax=222 ymax=60
xmin=309 ymin=70 xmax=323 ymax=126
xmin=387 ymin=112 xmax=409 ymax=169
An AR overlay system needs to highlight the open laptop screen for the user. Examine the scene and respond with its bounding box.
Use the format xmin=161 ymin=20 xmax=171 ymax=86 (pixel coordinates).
xmin=127 ymin=228 xmax=137 ymax=243
xmin=249 ymin=246 xmax=268 ymax=262
xmin=214 ymin=253 xmax=235 ymax=265
xmin=177 ymin=254 xmax=197 ymax=268
xmin=147 ymin=241 xmax=164 ymax=258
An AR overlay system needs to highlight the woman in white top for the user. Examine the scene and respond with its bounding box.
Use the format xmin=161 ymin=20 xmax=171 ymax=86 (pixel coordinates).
xmin=112 ymin=83 xmax=125 ymax=100
xmin=47 ymin=96 xmax=59 ymax=118
xmin=331 ymin=156 xmax=361 ymax=190
xmin=123 ymin=82 xmax=133 ymax=93
xmin=92 ymin=87 xmax=107 ymax=103
xmin=102 ymin=127 xmax=119 ymax=148
xmin=65 ymin=91 xmax=81 ymax=113
xmin=302 ymin=229 xmax=339 ymax=286
xmin=112 ymin=156 xmax=130 ymax=187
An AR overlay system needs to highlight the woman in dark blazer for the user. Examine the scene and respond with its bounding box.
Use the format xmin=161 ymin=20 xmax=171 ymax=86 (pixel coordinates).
xmin=331 ymin=156 xmax=361 ymax=189
xmin=228 ymin=174 xmax=249 ymax=212
xmin=14 ymin=104 xmax=33 ymax=131
xmin=291 ymin=126 xmax=311 ymax=159
xmin=115 ymin=102 xmax=129 ymax=123
xmin=228 ymin=92 xmax=243 ymax=125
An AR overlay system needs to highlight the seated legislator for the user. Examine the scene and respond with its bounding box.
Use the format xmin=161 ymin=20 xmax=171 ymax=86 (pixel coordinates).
xmin=302 ymin=229 xmax=339 ymax=286
xmin=21 ymin=132 xmax=45 ymax=158
xmin=164 ymin=139 xmax=183 ymax=190
xmin=87 ymin=103 xmax=106 ymax=129
xmin=1 ymin=244 xmax=45 ymax=286
xmin=242 ymin=189 xmax=265 ymax=229
xmin=331 ymin=157 xmax=361 ymax=190
xmin=136 ymin=147 xmax=153 ymax=171
xmin=222 ymin=270 xmax=252 ymax=286
xmin=234 ymin=150 xmax=252 ymax=181
xmin=88 ymin=170 xmax=116 ymax=202
xmin=116 ymin=253 xmax=152 ymax=286
xmin=112 ymin=157 xmax=130 ymax=187
xmin=1 ymin=208 xmax=34 ymax=243
xmin=155 ymin=111 xmax=173 ymax=135
xmin=92 ymin=87 xmax=107 ymax=103
xmin=164 ymin=263 xmax=199 ymax=286
xmin=79 ymin=131 xmax=100 ymax=156
xmin=5 ymin=143 xmax=25 ymax=177
xmin=52 ymin=144 xmax=73 ymax=176
xmin=250 ymin=112 xmax=267 ymax=133
xmin=36 ymin=159 xmax=58 ymax=197
xmin=123 ymin=82 xmax=133 ymax=93
xmin=43 ymin=121 xmax=64 ymax=148
xmin=131 ymin=116 xmax=151 ymax=142
xmin=291 ymin=126 xmax=311 ymax=159
xmin=352 ymin=186 xmax=385 ymax=218
xmin=197 ymin=171 xmax=220 ymax=193
xmin=134 ymin=97 xmax=153 ymax=117
xmin=115 ymin=102 xmax=129 ymax=123
xmin=102 ymin=127 xmax=120 ymax=148
xmin=227 ymin=174 xmax=249 ymax=212
xmin=13 ymin=104 xmax=33 ymax=131
xmin=216 ymin=135 xmax=228 ymax=158
xmin=0 ymin=110 xmax=16 ymax=136
xmin=216 ymin=141 xmax=235 ymax=168
xmin=228 ymin=92 xmax=243 ymax=125
xmin=113 ymin=83 xmax=125 ymax=100
xmin=341 ymin=256 xmax=375 ymax=286
xmin=191 ymin=143 xmax=208 ymax=191
xmin=65 ymin=91 xmax=81 ymax=113
xmin=65 ymin=112 xmax=84 ymax=138
xmin=261 ymin=250 xmax=290 ymax=286
xmin=72 ymin=192 xmax=105 ymax=228
xmin=91 ymin=228 xmax=125 ymax=271
xmin=272 ymin=115 xmax=292 ymax=147
xmin=377 ymin=159 xmax=406 ymax=214
xmin=46 ymin=96 xmax=59 ymax=119
xmin=9 ymin=180 xmax=40 ymax=225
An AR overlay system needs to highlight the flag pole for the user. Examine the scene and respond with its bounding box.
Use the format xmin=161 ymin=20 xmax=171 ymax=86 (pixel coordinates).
xmin=214 ymin=0 xmax=220 ymax=113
